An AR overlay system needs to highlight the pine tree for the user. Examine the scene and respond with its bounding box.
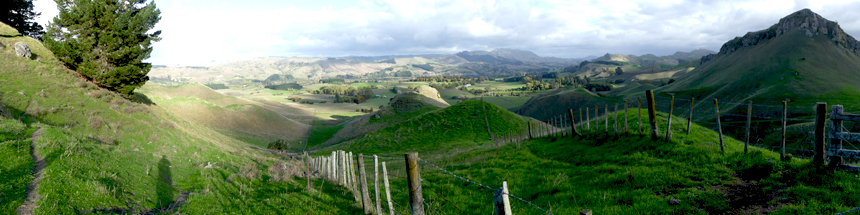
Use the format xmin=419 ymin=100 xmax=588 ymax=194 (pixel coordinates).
xmin=44 ymin=0 xmax=161 ymax=96
xmin=0 ymin=0 xmax=44 ymax=38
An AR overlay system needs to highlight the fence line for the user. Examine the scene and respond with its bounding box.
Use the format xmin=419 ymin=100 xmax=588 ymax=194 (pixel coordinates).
xmin=304 ymin=90 xmax=860 ymax=215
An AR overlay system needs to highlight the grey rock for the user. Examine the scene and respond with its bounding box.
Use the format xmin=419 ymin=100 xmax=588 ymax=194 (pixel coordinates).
xmin=14 ymin=42 xmax=31 ymax=58
xmin=668 ymin=197 xmax=682 ymax=205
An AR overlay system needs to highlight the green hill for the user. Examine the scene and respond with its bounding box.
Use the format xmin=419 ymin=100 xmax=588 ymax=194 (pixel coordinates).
xmin=323 ymin=100 xmax=535 ymax=154
xmin=320 ymin=92 xmax=443 ymax=146
xmin=516 ymin=87 xmax=619 ymax=121
xmin=0 ymin=22 xmax=356 ymax=214
xmin=663 ymin=9 xmax=860 ymax=109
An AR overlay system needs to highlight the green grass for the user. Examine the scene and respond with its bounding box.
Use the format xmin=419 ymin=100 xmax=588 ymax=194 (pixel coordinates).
xmin=329 ymin=100 xmax=530 ymax=155
xmin=0 ymin=28 xmax=359 ymax=214
xmin=329 ymin=107 xmax=860 ymax=214
xmin=0 ymin=117 xmax=34 ymax=212
xmin=307 ymin=120 xmax=344 ymax=148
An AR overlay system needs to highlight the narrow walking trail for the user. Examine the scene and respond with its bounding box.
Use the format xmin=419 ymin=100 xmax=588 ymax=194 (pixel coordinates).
xmin=16 ymin=126 xmax=44 ymax=215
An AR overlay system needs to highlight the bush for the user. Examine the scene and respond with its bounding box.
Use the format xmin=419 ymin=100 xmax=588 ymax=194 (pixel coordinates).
xmin=267 ymin=139 xmax=289 ymax=151
xmin=205 ymin=83 xmax=228 ymax=90
xmin=584 ymin=82 xmax=613 ymax=91
xmin=265 ymin=83 xmax=303 ymax=91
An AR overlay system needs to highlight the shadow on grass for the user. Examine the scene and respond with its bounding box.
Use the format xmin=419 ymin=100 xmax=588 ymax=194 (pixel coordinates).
xmin=157 ymin=155 xmax=175 ymax=208
xmin=0 ymin=140 xmax=33 ymax=212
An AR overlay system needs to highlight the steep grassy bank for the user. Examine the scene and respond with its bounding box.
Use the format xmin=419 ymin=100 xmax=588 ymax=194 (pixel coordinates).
xmin=0 ymin=22 xmax=354 ymax=214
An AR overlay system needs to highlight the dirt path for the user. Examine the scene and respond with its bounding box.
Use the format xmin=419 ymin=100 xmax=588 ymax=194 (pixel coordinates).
xmin=16 ymin=126 xmax=44 ymax=215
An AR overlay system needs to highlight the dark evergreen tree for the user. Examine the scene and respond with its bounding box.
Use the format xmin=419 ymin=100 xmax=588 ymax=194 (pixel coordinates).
xmin=44 ymin=0 xmax=161 ymax=96
xmin=0 ymin=0 xmax=44 ymax=38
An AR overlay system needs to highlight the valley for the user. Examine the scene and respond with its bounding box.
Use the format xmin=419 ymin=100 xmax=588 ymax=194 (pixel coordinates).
xmin=3 ymin=5 xmax=860 ymax=215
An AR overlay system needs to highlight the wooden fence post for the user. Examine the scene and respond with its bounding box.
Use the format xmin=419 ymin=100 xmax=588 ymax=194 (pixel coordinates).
xmin=528 ymin=122 xmax=533 ymax=139
xmin=358 ymin=154 xmax=373 ymax=214
xmin=586 ymin=108 xmax=590 ymax=132
xmin=745 ymin=101 xmax=752 ymax=154
xmin=494 ymin=181 xmax=512 ymax=215
xmin=666 ymin=95 xmax=674 ymax=142
xmin=569 ymin=109 xmax=579 ymax=137
xmin=781 ymin=101 xmax=787 ymax=161
xmin=580 ymin=109 xmax=584 ymax=132
xmin=405 ymin=152 xmax=425 ymax=215
xmin=814 ymin=102 xmax=827 ymax=165
xmin=638 ymin=97 xmax=642 ymax=136
xmin=614 ymin=103 xmax=619 ymax=136
xmin=374 ymin=155 xmax=382 ymax=215
xmin=332 ymin=151 xmax=337 ymax=182
xmin=351 ymin=152 xmax=360 ymax=203
xmin=340 ymin=150 xmax=349 ymax=186
xmin=305 ymin=151 xmax=311 ymax=190
xmin=830 ymin=105 xmax=844 ymax=166
xmin=715 ymin=99 xmax=725 ymax=153
xmin=382 ymin=162 xmax=395 ymax=215
xmin=646 ymin=90 xmax=659 ymax=140
xmin=687 ymin=98 xmax=694 ymax=135
xmin=625 ymin=101 xmax=629 ymax=135
xmin=605 ymin=104 xmax=609 ymax=133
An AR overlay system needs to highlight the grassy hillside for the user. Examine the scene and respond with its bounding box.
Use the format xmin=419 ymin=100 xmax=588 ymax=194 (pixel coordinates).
xmin=324 ymin=100 xmax=534 ymax=154
xmin=516 ymin=87 xmax=619 ymax=121
xmin=138 ymin=83 xmax=311 ymax=146
xmin=0 ymin=22 xmax=356 ymax=214
xmin=664 ymin=28 xmax=860 ymax=108
xmin=332 ymin=108 xmax=860 ymax=214
xmin=321 ymin=93 xmax=442 ymax=147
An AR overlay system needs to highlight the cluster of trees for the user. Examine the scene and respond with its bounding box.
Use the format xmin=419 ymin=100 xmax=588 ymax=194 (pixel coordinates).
xmin=1 ymin=0 xmax=43 ymax=38
xmin=411 ymin=63 xmax=433 ymax=71
xmin=585 ymin=82 xmax=613 ymax=91
xmin=513 ymin=74 xmax=588 ymax=91
xmin=204 ymin=83 xmax=228 ymax=90
xmin=265 ymin=83 xmax=302 ymax=91
xmin=319 ymin=78 xmax=345 ymax=84
xmin=356 ymin=107 xmax=374 ymax=113
xmin=264 ymin=74 xmax=295 ymax=83
xmin=287 ymin=96 xmax=301 ymax=102
xmin=44 ymin=0 xmax=162 ymax=96
xmin=412 ymin=76 xmax=485 ymax=90
xmin=393 ymin=70 xmax=413 ymax=77
xmin=311 ymin=85 xmax=376 ymax=104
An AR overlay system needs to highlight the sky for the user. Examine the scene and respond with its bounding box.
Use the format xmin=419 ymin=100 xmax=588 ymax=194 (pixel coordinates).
xmin=32 ymin=0 xmax=860 ymax=66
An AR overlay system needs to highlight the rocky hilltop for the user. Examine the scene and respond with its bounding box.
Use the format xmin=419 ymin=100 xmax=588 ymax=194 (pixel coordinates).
xmin=718 ymin=8 xmax=860 ymax=55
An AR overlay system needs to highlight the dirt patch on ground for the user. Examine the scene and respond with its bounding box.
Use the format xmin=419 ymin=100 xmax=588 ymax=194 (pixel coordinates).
xmin=16 ymin=126 xmax=44 ymax=215
xmin=713 ymin=174 xmax=790 ymax=215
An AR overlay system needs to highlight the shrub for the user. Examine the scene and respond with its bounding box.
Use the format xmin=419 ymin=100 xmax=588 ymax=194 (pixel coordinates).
xmin=267 ymin=139 xmax=290 ymax=151
xmin=584 ymin=82 xmax=613 ymax=91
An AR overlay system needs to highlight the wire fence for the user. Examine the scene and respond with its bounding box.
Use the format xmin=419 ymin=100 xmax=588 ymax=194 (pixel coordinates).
xmin=305 ymin=92 xmax=860 ymax=215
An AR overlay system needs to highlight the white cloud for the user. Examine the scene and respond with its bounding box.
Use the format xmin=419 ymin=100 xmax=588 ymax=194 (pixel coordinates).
xmin=32 ymin=0 xmax=860 ymax=66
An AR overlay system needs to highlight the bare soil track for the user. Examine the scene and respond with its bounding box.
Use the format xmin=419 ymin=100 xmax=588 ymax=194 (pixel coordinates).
xmin=16 ymin=126 xmax=44 ymax=215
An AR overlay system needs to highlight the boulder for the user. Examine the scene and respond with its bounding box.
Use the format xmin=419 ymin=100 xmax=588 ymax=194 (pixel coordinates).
xmin=14 ymin=42 xmax=31 ymax=58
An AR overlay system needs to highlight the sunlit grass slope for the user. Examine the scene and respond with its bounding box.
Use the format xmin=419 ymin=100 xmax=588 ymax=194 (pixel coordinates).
xmin=326 ymin=100 xmax=534 ymax=154
xmin=0 ymin=22 xmax=355 ymax=214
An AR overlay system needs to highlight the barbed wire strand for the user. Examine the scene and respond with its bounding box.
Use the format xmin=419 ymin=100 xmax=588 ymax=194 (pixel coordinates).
xmin=837 ymin=206 xmax=860 ymax=215
xmin=418 ymin=158 xmax=555 ymax=215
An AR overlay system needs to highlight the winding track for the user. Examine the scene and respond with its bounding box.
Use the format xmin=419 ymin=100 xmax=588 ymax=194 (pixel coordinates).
xmin=16 ymin=126 xmax=44 ymax=215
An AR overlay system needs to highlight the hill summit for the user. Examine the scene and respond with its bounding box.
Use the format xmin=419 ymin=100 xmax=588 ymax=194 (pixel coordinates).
xmin=716 ymin=9 xmax=859 ymax=57
xmin=664 ymin=8 xmax=860 ymax=108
